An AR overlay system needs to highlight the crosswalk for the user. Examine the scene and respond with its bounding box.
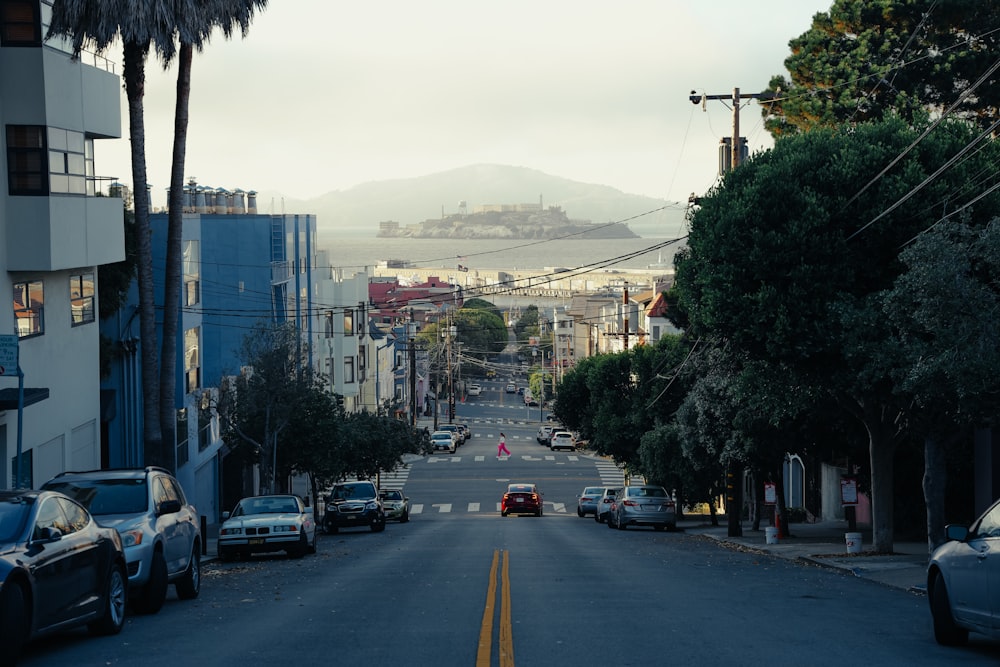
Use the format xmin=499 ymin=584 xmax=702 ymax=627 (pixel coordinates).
xmin=376 ymin=453 xmax=632 ymax=494
xmin=408 ymin=501 xmax=575 ymax=515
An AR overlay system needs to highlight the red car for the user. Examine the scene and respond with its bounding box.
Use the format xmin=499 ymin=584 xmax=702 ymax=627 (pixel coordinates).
xmin=501 ymin=483 xmax=543 ymax=517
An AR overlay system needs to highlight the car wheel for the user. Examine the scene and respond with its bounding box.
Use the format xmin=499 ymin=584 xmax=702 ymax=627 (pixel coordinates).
xmin=288 ymin=533 xmax=309 ymax=558
xmin=400 ymin=509 xmax=409 ymax=523
xmin=654 ymin=524 xmax=666 ymax=532
xmin=595 ymin=513 xmax=602 ymax=523
xmin=617 ymin=514 xmax=627 ymax=530
xmin=607 ymin=513 xmax=616 ymax=529
xmin=577 ymin=508 xmax=584 ymax=517
xmin=501 ymin=510 xmax=508 ymax=517
xmin=931 ymin=571 xmax=969 ymax=646
xmin=175 ymin=547 xmax=201 ymax=600
xmin=133 ymin=550 xmax=168 ymax=614
xmin=88 ymin=565 xmax=127 ymax=636
xmin=308 ymin=531 xmax=318 ymax=554
xmin=219 ymin=545 xmax=235 ymax=562
xmin=371 ymin=516 xmax=386 ymax=533
xmin=0 ymin=580 xmax=28 ymax=665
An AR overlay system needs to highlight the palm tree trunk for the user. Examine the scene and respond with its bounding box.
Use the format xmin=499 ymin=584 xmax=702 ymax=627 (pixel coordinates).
xmin=160 ymin=43 xmax=193 ymax=473
xmin=124 ymin=39 xmax=163 ymax=467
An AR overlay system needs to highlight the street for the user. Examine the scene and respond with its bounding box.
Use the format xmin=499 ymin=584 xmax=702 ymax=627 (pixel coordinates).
xmin=18 ymin=379 xmax=1000 ymax=666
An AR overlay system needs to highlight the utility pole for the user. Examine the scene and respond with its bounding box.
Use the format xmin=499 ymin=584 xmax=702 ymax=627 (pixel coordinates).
xmin=408 ymin=320 xmax=416 ymax=428
xmin=623 ymin=282 xmax=629 ymax=352
xmin=689 ymin=87 xmax=773 ymax=172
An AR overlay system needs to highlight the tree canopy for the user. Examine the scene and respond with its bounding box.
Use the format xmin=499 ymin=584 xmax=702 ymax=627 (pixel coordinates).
xmin=762 ymin=0 xmax=1000 ymax=137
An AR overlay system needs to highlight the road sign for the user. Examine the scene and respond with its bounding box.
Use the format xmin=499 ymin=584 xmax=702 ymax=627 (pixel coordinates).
xmin=0 ymin=335 xmax=18 ymax=376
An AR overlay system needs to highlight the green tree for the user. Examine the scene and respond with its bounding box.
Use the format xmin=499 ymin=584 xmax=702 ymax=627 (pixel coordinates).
xmin=763 ymin=0 xmax=1000 ymax=137
xmin=882 ymin=219 xmax=1000 ymax=552
xmin=674 ymin=116 xmax=1000 ymax=552
xmin=216 ymin=321 xmax=308 ymax=494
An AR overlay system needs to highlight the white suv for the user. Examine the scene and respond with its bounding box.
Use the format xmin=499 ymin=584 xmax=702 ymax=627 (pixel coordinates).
xmin=467 ymin=384 xmax=482 ymax=396
xmin=43 ymin=466 xmax=201 ymax=614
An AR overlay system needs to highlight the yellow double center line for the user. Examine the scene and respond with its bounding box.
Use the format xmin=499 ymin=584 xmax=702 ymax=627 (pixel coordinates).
xmin=477 ymin=549 xmax=514 ymax=667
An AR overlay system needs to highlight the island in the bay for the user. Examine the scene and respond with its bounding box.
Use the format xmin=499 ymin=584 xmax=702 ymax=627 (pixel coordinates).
xmin=376 ymin=202 xmax=639 ymax=240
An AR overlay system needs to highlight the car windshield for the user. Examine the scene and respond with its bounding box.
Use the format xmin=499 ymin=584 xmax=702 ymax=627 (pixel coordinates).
xmin=331 ymin=484 xmax=376 ymax=501
xmin=44 ymin=478 xmax=149 ymax=516
xmin=381 ymin=490 xmax=403 ymax=501
xmin=235 ymin=496 xmax=299 ymax=515
xmin=0 ymin=499 xmax=29 ymax=542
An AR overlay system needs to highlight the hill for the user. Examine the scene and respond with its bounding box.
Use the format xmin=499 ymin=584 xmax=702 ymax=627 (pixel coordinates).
xmin=256 ymin=164 xmax=682 ymax=238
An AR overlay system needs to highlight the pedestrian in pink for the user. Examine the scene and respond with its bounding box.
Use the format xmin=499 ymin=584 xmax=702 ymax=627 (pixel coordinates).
xmin=497 ymin=432 xmax=511 ymax=458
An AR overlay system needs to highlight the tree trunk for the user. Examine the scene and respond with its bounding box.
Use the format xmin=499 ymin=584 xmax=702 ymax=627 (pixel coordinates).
xmin=775 ymin=472 xmax=790 ymax=538
xmin=159 ymin=43 xmax=193 ymax=474
xmin=923 ymin=435 xmax=947 ymax=554
xmin=868 ymin=421 xmax=898 ymax=554
xmin=124 ymin=40 xmax=162 ymax=467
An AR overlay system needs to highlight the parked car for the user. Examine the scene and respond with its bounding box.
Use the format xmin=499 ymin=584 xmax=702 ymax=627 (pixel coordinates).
xmin=379 ymin=489 xmax=411 ymax=522
xmin=457 ymin=423 xmax=472 ymax=442
xmin=577 ymin=486 xmax=607 ymax=517
xmin=501 ymin=483 xmax=543 ymax=517
xmin=594 ymin=488 xmax=619 ymax=523
xmin=467 ymin=384 xmax=482 ymax=397
xmin=927 ymin=496 xmax=1000 ymax=645
xmin=608 ymin=485 xmax=676 ymax=531
xmin=430 ymin=430 xmax=457 ymax=454
xmin=438 ymin=423 xmax=464 ymax=444
xmin=536 ymin=425 xmax=555 ymax=446
xmin=549 ymin=431 xmax=576 ymax=452
xmin=42 ymin=466 xmax=201 ymax=614
xmin=324 ymin=481 xmax=386 ymax=533
xmin=505 ymin=383 xmax=517 ymax=394
xmin=218 ymin=494 xmax=317 ymax=561
xmin=0 ymin=490 xmax=128 ymax=664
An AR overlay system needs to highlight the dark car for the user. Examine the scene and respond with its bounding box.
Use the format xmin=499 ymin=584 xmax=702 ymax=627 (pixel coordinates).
xmin=501 ymin=483 xmax=544 ymax=517
xmin=324 ymin=481 xmax=386 ymax=533
xmin=0 ymin=490 xmax=128 ymax=665
xmin=42 ymin=466 xmax=201 ymax=614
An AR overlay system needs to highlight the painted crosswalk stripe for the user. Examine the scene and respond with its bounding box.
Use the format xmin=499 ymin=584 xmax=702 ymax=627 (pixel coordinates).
xmin=468 ymin=502 xmax=480 ymax=512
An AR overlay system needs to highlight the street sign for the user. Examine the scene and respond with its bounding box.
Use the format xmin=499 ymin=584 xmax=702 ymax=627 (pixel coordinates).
xmin=0 ymin=335 xmax=18 ymax=376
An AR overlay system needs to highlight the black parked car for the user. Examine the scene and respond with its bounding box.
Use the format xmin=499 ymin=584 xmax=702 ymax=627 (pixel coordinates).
xmin=323 ymin=481 xmax=386 ymax=533
xmin=0 ymin=489 xmax=128 ymax=666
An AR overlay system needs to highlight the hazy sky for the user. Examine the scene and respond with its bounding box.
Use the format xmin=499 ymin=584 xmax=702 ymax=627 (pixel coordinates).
xmin=99 ymin=1 xmax=833 ymax=210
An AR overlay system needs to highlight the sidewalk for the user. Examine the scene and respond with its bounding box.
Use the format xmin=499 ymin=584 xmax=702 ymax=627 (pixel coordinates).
xmin=682 ymin=517 xmax=930 ymax=595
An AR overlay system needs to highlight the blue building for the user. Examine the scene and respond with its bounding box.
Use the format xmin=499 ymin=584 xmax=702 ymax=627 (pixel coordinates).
xmin=101 ymin=185 xmax=318 ymax=521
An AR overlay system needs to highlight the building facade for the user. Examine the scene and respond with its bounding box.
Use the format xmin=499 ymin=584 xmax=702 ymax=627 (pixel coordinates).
xmin=0 ymin=1 xmax=124 ymax=488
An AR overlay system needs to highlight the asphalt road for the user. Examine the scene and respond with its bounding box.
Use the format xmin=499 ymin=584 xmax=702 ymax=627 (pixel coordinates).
xmin=17 ymin=380 xmax=1000 ymax=666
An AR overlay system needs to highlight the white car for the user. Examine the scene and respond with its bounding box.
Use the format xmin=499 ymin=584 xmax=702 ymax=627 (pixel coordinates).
xmin=218 ymin=494 xmax=317 ymax=561
xmin=928 ymin=497 xmax=1000 ymax=645
xmin=467 ymin=384 xmax=482 ymax=396
xmin=549 ymin=431 xmax=576 ymax=451
xmin=430 ymin=430 xmax=457 ymax=453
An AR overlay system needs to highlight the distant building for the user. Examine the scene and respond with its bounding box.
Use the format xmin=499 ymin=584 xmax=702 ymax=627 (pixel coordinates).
xmin=101 ymin=185 xmax=318 ymax=520
xmin=1 ymin=6 xmax=124 ymax=488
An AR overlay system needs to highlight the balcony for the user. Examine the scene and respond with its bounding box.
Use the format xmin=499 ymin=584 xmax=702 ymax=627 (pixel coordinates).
xmin=6 ymin=193 xmax=124 ymax=271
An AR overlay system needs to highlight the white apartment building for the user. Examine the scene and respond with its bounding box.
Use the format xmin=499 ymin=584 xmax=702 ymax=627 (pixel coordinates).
xmin=0 ymin=1 xmax=124 ymax=487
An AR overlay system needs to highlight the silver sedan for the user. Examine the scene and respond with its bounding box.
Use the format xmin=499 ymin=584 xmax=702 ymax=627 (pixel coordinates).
xmin=608 ymin=485 xmax=676 ymax=531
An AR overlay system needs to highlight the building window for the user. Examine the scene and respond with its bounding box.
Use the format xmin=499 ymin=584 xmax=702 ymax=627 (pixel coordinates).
xmin=6 ymin=125 xmax=46 ymax=195
xmin=47 ymin=127 xmax=89 ymax=195
xmin=324 ymin=311 xmax=334 ymax=338
xmin=344 ymin=309 xmax=354 ymax=337
xmin=344 ymin=357 xmax=355 ymax=384
xmin=13 ymin=280 xmax=44 ymax=338
xmin=198 ymin=406 xmax=212 ymax=451
xmin=0 ymin=1 xmax=40 ymax=46
xmin=175 ymin=409 xmax=189 ymax=467
xmin=183 ymin=240 xmax=200 ymax=306
xmin=69 ymin=273 xmax=94 ymax=325
xmin=184 ymin=327 xmax=200 ymax=394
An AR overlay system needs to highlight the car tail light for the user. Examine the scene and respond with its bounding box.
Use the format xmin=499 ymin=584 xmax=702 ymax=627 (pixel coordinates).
xmin=531 ymin=494 xmax=538 ymax=501
xmin=623 ymin=500 xmax=639 ymax=507
xmin=581 ymin=497 xmax=592 ymax=502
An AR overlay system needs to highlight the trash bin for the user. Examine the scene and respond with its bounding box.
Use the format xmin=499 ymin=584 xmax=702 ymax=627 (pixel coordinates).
xmin=765 ymin=527 xmax=779 ymax=544
xmin=845 ymin=532 xmax=863 ymax=554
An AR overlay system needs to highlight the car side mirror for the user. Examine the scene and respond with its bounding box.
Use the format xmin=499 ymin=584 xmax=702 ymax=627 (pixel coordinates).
xmin=158 ymin=498 xmax=182 ymax=516
xmin=945 ymin=524 xmax=969 ymax=542
xmin=222 ymin=511 xmax=231 ymax=520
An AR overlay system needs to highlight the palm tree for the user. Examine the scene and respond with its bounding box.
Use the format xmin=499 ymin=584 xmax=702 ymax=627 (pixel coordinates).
xmin=49 ymin=1 xmax=266 ymax=471
xmin=48 ymin=0 xmax=186 ymax=468
xmin=160 ymin=1 xmax=267 ymax=472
